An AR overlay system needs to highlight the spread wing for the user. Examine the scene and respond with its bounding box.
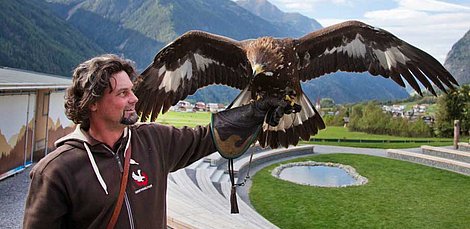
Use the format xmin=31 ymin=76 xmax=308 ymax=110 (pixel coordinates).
xmin=295 ymin=20 xmax=459 ymax=95
xmin=134 ymin=30 xmax=251 ymax=121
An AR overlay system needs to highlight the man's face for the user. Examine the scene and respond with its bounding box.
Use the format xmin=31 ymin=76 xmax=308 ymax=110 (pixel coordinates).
xmin=90 ymin=71 xmax=139 ymax=128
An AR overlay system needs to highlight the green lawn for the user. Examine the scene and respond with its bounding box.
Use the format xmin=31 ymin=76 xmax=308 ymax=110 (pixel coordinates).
xmin=304 ymin=126 xmax=455 ymax=148
xmin=250 ymin=154 xmax=470 ymax=229
xmin=150 ymin=111 xmax=211 ymax=127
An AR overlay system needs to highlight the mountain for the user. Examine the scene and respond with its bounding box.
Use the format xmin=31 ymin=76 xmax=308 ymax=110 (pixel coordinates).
xmin=44 ymin=0 xmax=164 ymax=70
xmin=236 ymin=0 xmax=322 ymax=38
xmin=46 ymin=0 xmax=289 ymax=43
xmin=0 ymin=0 xmax=103 ymax=76
xmin=444 ymin=29 xmax=470 ymax=85
xmin=302 ymin=73 xmax=410 ymax=103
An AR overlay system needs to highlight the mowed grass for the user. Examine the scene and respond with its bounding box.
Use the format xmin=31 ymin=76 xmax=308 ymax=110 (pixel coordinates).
xmin=250 ymin=153 xmax=470 ymax=229
xmin=148 ymin=111 xmax=212 ymax=128
xmin=303 ymin=126 xmax=455 ymax=148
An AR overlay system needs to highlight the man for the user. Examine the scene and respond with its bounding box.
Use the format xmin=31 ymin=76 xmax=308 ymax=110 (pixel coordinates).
xmin=23 ymin=54 xmax=288 ymax=228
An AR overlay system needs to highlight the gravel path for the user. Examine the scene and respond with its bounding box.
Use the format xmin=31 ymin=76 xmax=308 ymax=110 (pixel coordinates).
xmin=0 ymin=166 xmax=31 ymax=229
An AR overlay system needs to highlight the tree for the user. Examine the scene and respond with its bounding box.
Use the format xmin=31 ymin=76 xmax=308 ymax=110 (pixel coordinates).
xmin=434 ymin=85 xmax=470 ymax=137
xmin=320 ymin=98 xmax=335 ymax=108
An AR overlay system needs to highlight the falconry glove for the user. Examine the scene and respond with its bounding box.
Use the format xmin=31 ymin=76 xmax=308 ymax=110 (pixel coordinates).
xmin=211 ymin=97 xmax=289 ymax=159
xmin=210 ymin=97 xmax=291 ymax=214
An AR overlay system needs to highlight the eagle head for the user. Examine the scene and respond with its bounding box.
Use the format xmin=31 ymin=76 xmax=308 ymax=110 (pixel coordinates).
xmin=246 ymin=37 xmax=284 ymax=78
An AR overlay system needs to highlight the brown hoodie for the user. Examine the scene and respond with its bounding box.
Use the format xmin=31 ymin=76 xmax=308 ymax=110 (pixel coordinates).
xmin=23 ymin=123 xmax=216 ymax=229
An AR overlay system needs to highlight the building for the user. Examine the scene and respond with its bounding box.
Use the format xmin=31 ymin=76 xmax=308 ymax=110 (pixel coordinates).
xmin=174 ymin=101 xmax=193 ymax=112
xmin=0 ymin=67 xmax=73 ymax=180
xmin=194 ymin=102 xmax=206 ymax=111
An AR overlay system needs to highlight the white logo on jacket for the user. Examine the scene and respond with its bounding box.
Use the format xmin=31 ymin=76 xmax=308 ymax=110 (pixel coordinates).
xmin=130 ymin=158 xmax=153 ymax=194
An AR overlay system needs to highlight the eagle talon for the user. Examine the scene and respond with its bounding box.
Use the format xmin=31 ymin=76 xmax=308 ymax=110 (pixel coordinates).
xmin=284 ymin=94 xmax=295 ymax=106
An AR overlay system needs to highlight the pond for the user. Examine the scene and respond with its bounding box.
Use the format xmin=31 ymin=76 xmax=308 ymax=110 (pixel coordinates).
xmin=272 ymin=161 xmax=368 ymax=187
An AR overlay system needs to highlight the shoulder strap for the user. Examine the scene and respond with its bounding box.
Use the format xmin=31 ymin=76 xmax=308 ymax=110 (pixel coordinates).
xmin=106 ymin=145 xmax=132 ymax=229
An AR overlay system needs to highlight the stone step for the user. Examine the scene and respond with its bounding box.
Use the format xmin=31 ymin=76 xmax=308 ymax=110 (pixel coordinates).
xmin=458 ymin=142 xmax=470 ymax=152
xmin=185 ymin=157 xmax=205 ymax=170
xmin=421 ymin=145 xmax=470 ymax=163
xmin=203 ymin=152 xmax=226 ymax=167
xmin=219 ymin=181 xmax=279 ymax=228
xmin=195 ymin=161 xmax=210 ymax=170
xmin=205 ymin=166 xmax=218 ymax=177
xmin=219 ymin=173 xmax=230 ymax=183
xmin=210 ymin=169 xmax=225 ymax=183
xmin=387 ymin=149 xmax=470 ymax=176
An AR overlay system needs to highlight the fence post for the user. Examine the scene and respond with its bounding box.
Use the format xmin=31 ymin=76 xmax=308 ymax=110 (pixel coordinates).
xmin=454 ymin=120 xmax=460 ymax=149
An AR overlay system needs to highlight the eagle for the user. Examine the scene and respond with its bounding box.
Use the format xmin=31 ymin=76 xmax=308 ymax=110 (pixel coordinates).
xmin=134 ymin=20 xmax=458 ymax=149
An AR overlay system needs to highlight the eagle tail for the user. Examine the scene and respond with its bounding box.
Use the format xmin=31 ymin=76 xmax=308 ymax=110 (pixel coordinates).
xmin=258 ymin=93 xmax=325 ymax=148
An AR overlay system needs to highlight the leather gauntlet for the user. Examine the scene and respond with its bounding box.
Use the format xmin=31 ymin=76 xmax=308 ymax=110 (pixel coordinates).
xmin=211 ymin=104 xmax=263 ymax=159
xmin=210 ymin=97 xmax=291 ymax=159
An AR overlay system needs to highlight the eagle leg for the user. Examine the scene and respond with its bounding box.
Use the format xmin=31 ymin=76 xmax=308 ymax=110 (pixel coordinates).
xmin=283 ymin=87 xmax=302 ymax=114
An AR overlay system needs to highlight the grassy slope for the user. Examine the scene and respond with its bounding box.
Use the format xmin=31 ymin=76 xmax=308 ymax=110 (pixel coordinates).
xmin=152 ymin=111 xmax=211 ymax=128
xmin=250 ymin=154 xmax=470 ymax=229
xmin=306 ymin=126 xmax=455 ymax=148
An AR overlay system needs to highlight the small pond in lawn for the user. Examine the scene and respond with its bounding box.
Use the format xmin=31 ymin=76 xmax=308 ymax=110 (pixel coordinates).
xmin=272 ymin=161 xmax=368 ymax=187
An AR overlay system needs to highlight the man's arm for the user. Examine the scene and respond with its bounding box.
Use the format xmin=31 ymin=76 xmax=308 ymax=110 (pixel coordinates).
xmin=156 ymin=124 xmax=216 ymax=172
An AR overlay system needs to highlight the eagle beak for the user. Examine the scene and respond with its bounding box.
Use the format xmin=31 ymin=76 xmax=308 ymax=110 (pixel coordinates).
xmin=252 ymin=64 xmax=264 ymax=77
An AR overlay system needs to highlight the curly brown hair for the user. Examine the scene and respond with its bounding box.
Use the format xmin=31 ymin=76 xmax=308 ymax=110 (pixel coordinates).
xmin=65 ymin=54 xmax=137 ymax=129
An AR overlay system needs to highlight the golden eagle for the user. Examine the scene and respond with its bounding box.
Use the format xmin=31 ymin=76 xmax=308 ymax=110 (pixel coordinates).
xmin=134 ymin=20 xmax=458 ymax=148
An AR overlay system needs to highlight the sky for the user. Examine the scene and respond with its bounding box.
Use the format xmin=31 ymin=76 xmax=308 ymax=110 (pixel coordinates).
xmin=267 ymin=0 xmax=470 ymax=63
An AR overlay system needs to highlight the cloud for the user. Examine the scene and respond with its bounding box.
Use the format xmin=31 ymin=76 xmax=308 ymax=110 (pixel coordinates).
xmin=360 ymin=0 xmax=470 ymax=62
xmin=267 ymin=0 xmax=469 ymax=63
xmin=271 ymin=0 xmax=355 ymax=13
xmin=399 ymin=0 xmax=470 ymax=12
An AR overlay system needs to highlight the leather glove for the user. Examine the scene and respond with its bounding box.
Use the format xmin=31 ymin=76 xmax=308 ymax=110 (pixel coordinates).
xmin=211 ymin=97 xmax=296 ymax=159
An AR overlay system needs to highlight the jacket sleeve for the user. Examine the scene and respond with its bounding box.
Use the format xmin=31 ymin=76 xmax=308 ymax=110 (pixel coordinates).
xmin=152 ymin=124 xmax=217 ymax=173
xmin=23 ymin=167 xmax=68 ymax=229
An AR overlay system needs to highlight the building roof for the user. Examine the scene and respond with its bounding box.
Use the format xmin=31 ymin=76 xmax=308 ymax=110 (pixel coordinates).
xmin=0 ymin=67 xmax=71 ymax=91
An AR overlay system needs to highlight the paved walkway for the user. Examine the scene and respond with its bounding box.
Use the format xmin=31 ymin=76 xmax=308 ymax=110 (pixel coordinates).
xmin=0 ymin=145 xmax=402 ymax=228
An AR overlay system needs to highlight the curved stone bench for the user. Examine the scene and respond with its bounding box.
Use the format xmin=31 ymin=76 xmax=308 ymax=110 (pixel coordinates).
xmin=387 ymin=149 xmax=470 ymax=176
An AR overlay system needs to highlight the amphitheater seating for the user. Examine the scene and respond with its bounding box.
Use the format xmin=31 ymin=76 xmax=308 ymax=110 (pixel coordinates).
xmin=166 ymin=145 xmax=315 ymax=229
xmin=387 ymin=144 xmax=470 ymax=176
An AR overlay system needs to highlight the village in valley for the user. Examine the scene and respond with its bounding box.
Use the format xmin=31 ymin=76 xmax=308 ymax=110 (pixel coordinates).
xmin=171 ymin=101 xmax=227 ymax=113
xmin=173 ymin=97 xmax=436 ymax=127
xmin=381 ymin=103 xmax=434 ymax=125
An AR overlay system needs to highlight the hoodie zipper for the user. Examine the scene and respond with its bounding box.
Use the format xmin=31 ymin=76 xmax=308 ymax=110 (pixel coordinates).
xmin=103 ymin=144 xmax=135 ymax=229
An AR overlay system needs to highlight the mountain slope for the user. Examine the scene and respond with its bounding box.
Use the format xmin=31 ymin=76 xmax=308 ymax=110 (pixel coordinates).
xmin=236 ymin=0 xmax=322 ymax=37
xmin=302 ymin=73 xmax=409 ymax=103
xmin=44 ymin=1 xmax=164 ymax=71
xmin=0 ymin=0 xmax=103 ymax=75
xmin=47 ymin=0 xmax=289 ymax=42
xmin=444 ymin=29 xmax=470 ymax=85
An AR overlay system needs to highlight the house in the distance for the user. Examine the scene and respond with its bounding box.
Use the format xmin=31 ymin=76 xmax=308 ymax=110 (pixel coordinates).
xmin=0 ymin=67 xmax=73 ymax=180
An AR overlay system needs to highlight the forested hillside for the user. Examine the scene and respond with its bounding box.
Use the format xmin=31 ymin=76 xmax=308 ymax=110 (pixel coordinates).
xmin=444 ymin=29 xmax=470 ymax=85
xmin=0 ymin=0 xmax=102 ymax=75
